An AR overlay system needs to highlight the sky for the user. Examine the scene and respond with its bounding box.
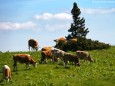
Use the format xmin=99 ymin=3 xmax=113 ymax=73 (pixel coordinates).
xmin=0 ymin=0 xmax=115 ymax=52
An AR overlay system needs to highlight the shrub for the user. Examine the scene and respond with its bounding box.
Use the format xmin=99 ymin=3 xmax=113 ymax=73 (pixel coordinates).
xmin=55 ymin=37 xmax=110 ymax=51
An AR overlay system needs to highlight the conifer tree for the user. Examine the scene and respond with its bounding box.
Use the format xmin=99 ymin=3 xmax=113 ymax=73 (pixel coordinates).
xmin=66 ymin=2 xmax=89 ymax=40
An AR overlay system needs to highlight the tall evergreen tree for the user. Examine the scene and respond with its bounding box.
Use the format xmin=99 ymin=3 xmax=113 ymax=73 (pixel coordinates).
xmin=66 ymin=2 xmax=89 ymax=40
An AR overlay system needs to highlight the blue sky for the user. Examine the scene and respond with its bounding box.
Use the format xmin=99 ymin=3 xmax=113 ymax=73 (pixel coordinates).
xmin=0 ymin=0 xmax=115 ymax=52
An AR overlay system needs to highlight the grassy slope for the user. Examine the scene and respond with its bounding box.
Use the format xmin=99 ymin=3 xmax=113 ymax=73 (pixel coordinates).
xmin=0 ymin=46 xmax=115 ymax=86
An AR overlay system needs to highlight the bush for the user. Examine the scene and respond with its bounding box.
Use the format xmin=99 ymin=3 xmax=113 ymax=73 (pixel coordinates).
xmin=55 ymin=37 xmax=110 ymax=51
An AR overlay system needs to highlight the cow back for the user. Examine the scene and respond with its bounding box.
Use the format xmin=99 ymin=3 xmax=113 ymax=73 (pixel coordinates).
xmin=13 ymin=54 xmax=32 ymax=63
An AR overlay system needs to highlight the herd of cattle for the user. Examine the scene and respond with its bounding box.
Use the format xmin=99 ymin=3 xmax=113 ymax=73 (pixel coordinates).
xmin=1 ymin=38 xmax=93 ymax=82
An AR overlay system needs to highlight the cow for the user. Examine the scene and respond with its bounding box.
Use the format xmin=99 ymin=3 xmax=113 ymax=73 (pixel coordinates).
xmin=67 ymin=38 xmax=77 ymax=44
xmin=64 ymin=53 xmax=80 ymax=67
xmin=54 ymin=37 xmax=77 ymax=44
xmin=13 ymin=54 xmax=37 ymax=71
xmin=41 ymin=50 xmax=52 ymax=63
xmin=41 ymin=46 xmax=52 ymax=51
xmin=51 ymin=48 xmax=67 ymax=66
xmin=28 ymin=39 xmax=38 ymax=51
xmin=41 ymin=46 xmax=59 ymax=63
xmin=2 ymin=65 xmax=11 ymax=82
xmin=54 ymin=37 xmax=67 ymax=45
xmin=76 ymin=50 xmax=93 ymax=62
xmin=54 ymin=37 xmax=77 ymax=49
xmin=54 ymin=38 xmax=67 ymax=49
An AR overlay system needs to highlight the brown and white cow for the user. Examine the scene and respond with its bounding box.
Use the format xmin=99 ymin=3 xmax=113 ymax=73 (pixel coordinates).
xmin=51 ymin=48 xmax=80 ymax=67
xmin=51 ymin=48 xmax=67 ymax=66
xmin=28 ymin=39 xmax=38 ymax=51
xmin=64 ymin=53 xmax=80 ymax=67
xmin=13 ymin=54 xmax=37 ymax=71
xmin=41 ymin=46 xmax=59 ymax=63
xmin=76 ymin=50 xmax=93 ymax=62
xmin=2 ymin=65 xmax=12 ymax=82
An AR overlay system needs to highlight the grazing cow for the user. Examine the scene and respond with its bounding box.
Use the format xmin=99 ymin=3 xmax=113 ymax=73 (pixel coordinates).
xmin=76 ymin=50 xmax=93 ymax=62
xmin=28 ymin=39 xmax=38 ymax=51
xmin=64 ymin=53 xmax=80 ymax=67
xmin=41 ymin=46 xmax=58 ymax=63
xmin=41 ymin=50 xmax=52 ymax=63
xmin=41 ymin=46 xmax=52 ymax=51
xmin=13 ymin=54 xmax=37 ymax=71
xmin=51 ymin=48 xmax=67 ymax=66
xmin=2 ymin=65 xmax=11 ymax=82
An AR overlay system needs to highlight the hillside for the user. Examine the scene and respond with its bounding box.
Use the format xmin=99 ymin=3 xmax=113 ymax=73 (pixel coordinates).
xmin=0 ymin=46 xmax=115 ymax=86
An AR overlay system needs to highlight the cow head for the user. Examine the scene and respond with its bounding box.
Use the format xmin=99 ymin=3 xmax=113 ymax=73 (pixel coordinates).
xmin=33 ymin=62 xmax=37 ymax=68
xmin=35 ymin=46 xmax=38 ymax=51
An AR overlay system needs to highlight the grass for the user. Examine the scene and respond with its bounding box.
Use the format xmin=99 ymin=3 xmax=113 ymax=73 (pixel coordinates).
xmin=0 ymin=46 xmax=115 ymax=86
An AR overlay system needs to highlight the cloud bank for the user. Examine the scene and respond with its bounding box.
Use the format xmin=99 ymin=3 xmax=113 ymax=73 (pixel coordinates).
xmin=0 ymin=7 xmax=115 ymax=31
xmin=0 ymin=21 xmax=37 ymax=30
xmin=35 ymin=13 xmax=72 ymax=20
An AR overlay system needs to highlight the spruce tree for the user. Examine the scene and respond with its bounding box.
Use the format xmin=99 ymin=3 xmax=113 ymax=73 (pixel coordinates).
xmin=66 ymin=2 xmax=89 ymax=40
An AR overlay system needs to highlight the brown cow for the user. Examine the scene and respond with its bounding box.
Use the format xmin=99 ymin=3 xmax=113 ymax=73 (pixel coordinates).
xmin=67 ymin=38 xmax=77 ymax=44
xmin=2 ymin=65 xmax=12 ymax=82
xmin=28 ymin=39 xmax=38 ymax=51
xmin=64 ymin=53 xmax=80 ymax=67
xmin=41 ymin=46 xmax=59 ymax=63
xmin=54 ymin=37 xmax=77 ymax=49
xmin=41 ymin=46 xmax=52 ymax=51
xmin=76 ymin=50 xmax=93 ymax=62
xmin=54 ymin=38 xmax=67 ymax=49
xmin=41 ymin=50 xmax=52 ymax=63
xmin=13 ymin=54 xmax=37 ymax=71
xmin=54 ymin=37 xmax=67 ymax=45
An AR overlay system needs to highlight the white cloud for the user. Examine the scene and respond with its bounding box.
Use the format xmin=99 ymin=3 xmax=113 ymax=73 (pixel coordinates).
xmin=81 ymin=8 xmax=115 ymax=14
xmin=0 ymin=21 xmax=37 ymax=30
xmin=34 ymin=12 xmax=72 ymax=32
xmin=35 ymin=13 xmax=72 ymax=20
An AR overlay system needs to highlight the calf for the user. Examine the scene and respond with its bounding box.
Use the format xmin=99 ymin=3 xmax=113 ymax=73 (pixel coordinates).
xmin=2 ymin=65 xmax=11 ymax=82
xmin=76 ymin=50 xmax=93 ymax=62
xmin=13 ymin=54 xmax=37 ymax=71
xmin=64 ymin=53 xmax=80 ymax=67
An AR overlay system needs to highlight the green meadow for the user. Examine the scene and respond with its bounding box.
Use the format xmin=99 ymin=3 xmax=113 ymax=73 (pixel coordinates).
xmin=0 ymin=46 xmax=115 ymax=86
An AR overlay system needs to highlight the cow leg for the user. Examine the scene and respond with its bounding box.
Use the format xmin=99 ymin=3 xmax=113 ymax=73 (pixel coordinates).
xmin=26 ymin=63 xmax=30 ymax=69
xmin=64 ymin=61 xmax=68 ymax=67
xmin=29 ymin=46 xmax=30 ymax=51
xmin=13 ymin=62 xmax=17 ymax=71
xmin=63 ymin=57 xmax=68 ymax=67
